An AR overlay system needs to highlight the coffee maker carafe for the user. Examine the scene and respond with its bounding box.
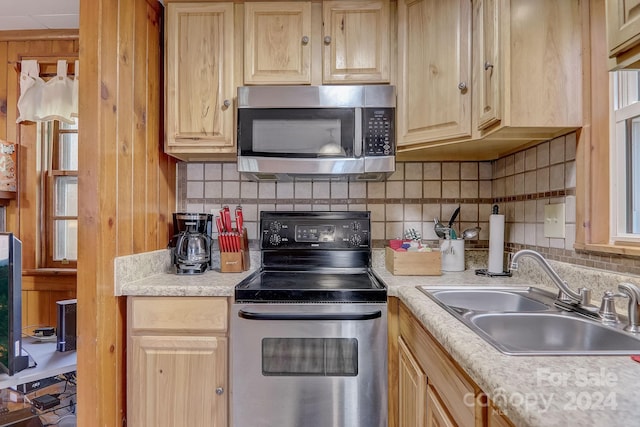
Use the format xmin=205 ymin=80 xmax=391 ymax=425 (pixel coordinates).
xmin=170 ymin=213 xmax=212 ymax=274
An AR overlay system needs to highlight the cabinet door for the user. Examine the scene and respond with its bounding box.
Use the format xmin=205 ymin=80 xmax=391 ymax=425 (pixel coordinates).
xmin=397 ymin=0 xmax=472 ymax=146
xmin=398 ymin=337 xmax=427 ymax=427
xmin=244 ymin=2 xmax=311 ymax=84
xmin=426 ymin=385 xmax=456 ymax=427
xmin=488 ymin=409 xmax=514 ymax=427
xmin=322 ymin=0 xmax=390 ymax=83
xmin=474 ymin=0 xmax=501 ymax=130
xmin=165 ymin=2 xmax=235 ymax=155
xmin=607 ymin=0 xmax=640 ymax=57
xmin=128 ymin=335 xmax=227 ymax=427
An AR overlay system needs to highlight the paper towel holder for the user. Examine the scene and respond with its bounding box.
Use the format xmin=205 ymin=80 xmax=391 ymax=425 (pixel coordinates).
xmin=475 ymin=251 xmax=513 ymax=277
xmin=475 ymin=268 xmax=512 ymax=277
xmin=475 ymin=204 xmax=513 ymax=277
xmin=475 ymin=251 xmax=513 ymax=276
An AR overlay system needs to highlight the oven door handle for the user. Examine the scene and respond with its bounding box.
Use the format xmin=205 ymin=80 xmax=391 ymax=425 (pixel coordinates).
xmin=237 ymin=309 xmax=382 ymax=321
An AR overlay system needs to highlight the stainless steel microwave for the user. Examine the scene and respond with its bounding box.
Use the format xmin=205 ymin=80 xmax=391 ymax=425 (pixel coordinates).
xmin=237 ymin=85 xmax=396 ymax=181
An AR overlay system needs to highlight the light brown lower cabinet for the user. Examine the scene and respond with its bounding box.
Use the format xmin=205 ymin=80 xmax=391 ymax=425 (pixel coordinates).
xmin=398 ymin=337 xmax=427 ymax=426
xmin=487 ymin=402 xmax=515 ymax=427
xmin=426 ymin=385 xmax=457 ymax=427
xmin=127 ymin=296 xmax=229 ymax=427
xmin=394 ymin=299 xmax=514 ymax=427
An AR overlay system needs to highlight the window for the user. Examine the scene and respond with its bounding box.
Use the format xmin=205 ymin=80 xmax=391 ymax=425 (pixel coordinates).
xmin=40 ymin=120 xmax=78 ymax=268
xmin=611 ymin=71 xmax=640 ymax=243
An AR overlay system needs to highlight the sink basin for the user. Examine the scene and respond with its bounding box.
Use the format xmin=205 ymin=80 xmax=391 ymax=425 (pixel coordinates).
xmin=417 ymin=285 xmax=640 ymax=355
xmin=469 ymin=312 xmax=640 ymax=355
xmin=427 ymin=289 xmax=549 ymax=312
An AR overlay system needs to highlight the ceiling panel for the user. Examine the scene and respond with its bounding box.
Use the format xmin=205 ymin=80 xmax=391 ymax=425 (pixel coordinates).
xmin=32 ymin=14 xmax=80 ymax=29
xmin=0 ymin=0 xmax=79 ymax=30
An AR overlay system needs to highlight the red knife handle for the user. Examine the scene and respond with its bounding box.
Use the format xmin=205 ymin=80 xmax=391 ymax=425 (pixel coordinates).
xmin=223 ymin=209 xmax=232 ymax=232
xmin=235 ymin=206 xmax=243 ymax=231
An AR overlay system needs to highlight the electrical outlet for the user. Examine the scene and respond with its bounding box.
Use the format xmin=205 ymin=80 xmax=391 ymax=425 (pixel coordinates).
xmin=544 ymin=203 xmax=565 ymax=238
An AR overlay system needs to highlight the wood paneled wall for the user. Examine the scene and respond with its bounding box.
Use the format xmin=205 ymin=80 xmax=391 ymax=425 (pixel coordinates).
xmin=78 ymin=0 xmax=175 ymax=425
xmin=0 ymin=32 xmax=80 ymax=329
xmin=0 ymin=32 xmax=79 ymax=236
xmin=576 ymin=0 xmax=610 ymax=248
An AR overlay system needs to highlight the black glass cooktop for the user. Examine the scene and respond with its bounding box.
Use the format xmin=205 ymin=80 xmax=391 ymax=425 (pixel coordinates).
xmin=236 ymin=211 xmax=387 ymax=303
xmin=234 ymin=270 xmax=387 ymax=303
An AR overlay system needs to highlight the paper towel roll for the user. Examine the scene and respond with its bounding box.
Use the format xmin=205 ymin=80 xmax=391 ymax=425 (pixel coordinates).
xmin=488 ymin=214 xmax=505 ymax=273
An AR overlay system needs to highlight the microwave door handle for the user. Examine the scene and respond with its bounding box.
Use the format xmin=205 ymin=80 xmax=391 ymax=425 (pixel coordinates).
xmin=354 ymin=108 xmax=362 ymax=157
xmin=238 ymin=309 xmax=382 ymax=321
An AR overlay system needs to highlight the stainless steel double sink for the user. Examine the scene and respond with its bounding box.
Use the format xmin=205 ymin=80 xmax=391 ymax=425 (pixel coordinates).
xmin=418 ymin=286 xmax=640 ymax=355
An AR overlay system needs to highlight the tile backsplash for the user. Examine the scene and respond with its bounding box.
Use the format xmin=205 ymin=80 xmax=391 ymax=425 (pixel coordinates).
xmin=177 ymin=131 xmax=640 ymax=274
xmin=178 ymin=160 xmax=494 ymax=247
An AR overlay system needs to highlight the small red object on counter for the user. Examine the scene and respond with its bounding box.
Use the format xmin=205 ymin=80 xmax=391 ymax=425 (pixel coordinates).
xmin=389 ymin=239 xmax=403 ymax=250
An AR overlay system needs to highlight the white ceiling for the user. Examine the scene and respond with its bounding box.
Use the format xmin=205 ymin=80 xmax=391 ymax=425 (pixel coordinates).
xmin=0 ymin=0 xmax=79 ymax=31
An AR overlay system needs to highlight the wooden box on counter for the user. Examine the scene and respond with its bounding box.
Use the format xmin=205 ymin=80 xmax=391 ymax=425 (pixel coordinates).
xmin=385 ymin=247 xmax=441 ymax=276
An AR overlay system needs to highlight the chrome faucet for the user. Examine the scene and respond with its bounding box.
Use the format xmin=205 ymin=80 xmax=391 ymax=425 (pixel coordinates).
xmin=618 ymin=283 xmax=640 ymax=333
xmin=598 ymin=290 xmax=624 ymax=324
xmin=510 ymin=249 xmax=590 ymax=305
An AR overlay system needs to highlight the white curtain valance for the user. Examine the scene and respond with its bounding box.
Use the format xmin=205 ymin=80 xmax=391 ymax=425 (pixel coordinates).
xmin=16 ymin=59 xmax=79 ymax=124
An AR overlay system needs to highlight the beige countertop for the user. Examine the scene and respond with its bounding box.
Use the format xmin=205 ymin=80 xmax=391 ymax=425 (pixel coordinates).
xmin=397 ymin=286 xmax=640 ymax=427
xmin=114 ymin=248 xmax=526 ymax=297
xmin=114 ymin=249 xmax=255 ymax=296
xmin=115 ymin=249 xmax=640 ymax=427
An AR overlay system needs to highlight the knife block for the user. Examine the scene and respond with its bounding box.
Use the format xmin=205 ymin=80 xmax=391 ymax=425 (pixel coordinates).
xmin=220 ymin=251 xmax=244 ymax=272
xmin=220 ymin=228 xmax=250 ymax=273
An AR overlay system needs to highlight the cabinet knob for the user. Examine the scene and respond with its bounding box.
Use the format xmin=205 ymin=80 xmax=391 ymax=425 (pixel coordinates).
xmin=301 ymin=36 xmax=309 ymax=45
xmin=457 ymin=82 xmax=467 ymax=91
xmin=324 ymin=36 xmax=331 ymax=45
xmin=216 ymin=387 xmax=224 ymax=395
xmin=223 ymin=99 xmax=231 ymax=108
xmin=484 ymin=62 xmax=494 ymax=71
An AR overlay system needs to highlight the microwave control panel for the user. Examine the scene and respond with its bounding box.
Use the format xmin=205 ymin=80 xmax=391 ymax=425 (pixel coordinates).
xmin=363 ymin=108 xmax=395 ymax=156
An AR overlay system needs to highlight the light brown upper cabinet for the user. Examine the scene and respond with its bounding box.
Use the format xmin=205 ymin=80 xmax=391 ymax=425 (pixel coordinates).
xmin=607 ymin=0 xmax=640 ymax=68
xmin=165 ymin=2 xmax=236 ymax=161
xmin=472 ymin=0 xmax=582 ymax=143
xmin=322 ymin=0 xmax=390 ymax=83
xmin=397 ymin=0 xmax=472 ymax=146
xmin=244 ymin=0 xmax=391 ymax=85
xmin=473 ymin=0 xmax=582 ymax=147
xmin=397 ymin=0 xmax=583 ymax=160
xmin=474 ymin=0 xmax=501 ymax=132
xmin=244 ymin=2 xmax=312 ymax=84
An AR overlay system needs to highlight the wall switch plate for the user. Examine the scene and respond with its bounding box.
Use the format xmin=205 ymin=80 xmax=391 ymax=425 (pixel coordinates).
xmin=544 ymin=203 xmax=565 ymax=238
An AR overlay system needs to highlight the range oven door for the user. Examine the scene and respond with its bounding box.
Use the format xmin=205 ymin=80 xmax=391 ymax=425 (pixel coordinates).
xmin=231 ymin=303 xmax=388 ymax=427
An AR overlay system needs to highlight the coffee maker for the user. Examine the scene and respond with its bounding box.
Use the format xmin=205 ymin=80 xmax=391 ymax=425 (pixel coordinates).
xmin=169 ymin=213 xmax=212 ymax=274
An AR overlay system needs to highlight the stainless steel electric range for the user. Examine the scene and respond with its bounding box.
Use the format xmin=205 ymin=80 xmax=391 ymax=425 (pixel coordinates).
xmin=231 ymin=211 xmax=387 ymax=427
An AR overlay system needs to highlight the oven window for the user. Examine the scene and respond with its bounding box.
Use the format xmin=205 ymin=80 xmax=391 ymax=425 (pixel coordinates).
xmin=262 ymin=338 xmax=358 ymax=376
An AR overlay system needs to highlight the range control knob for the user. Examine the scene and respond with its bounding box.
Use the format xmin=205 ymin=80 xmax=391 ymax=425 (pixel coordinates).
xmin=269 ymin=234 xmax=282 ymax=246
xmin=269 ymin=221 xmax=282 ymax=233
xmin=349 ymin=234 xmax=362 ymax=247
xmin=351 ymin=222 xmax=361 ymax=232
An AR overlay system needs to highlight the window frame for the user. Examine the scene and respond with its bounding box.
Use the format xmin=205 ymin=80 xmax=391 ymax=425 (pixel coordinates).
xmin=41 ymin=120 xmax=78 ymax=269
xmin=610 ymin=71 xmax=640 ymax=244
xmin=573 ymin=0 xmax=640 ymax=256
